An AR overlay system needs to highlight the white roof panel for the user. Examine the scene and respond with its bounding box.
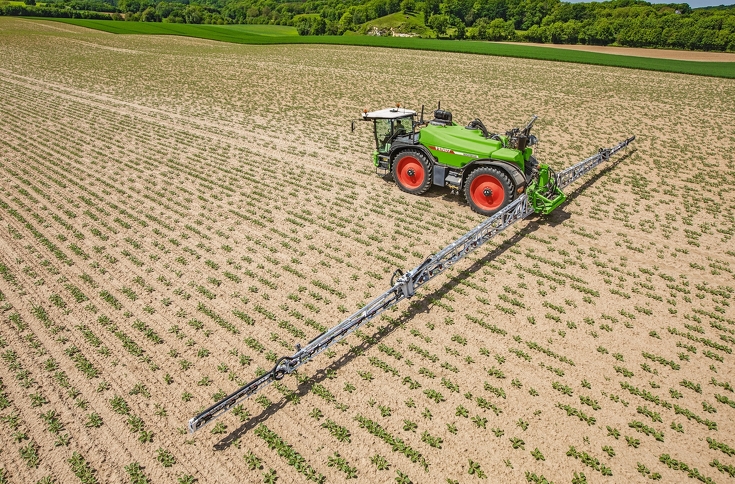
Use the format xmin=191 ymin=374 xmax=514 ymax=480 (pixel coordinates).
xmin=363 ymin=108 xmax=417 ymax=120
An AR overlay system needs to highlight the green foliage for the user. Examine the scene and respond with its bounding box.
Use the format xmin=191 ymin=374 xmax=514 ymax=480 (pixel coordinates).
xmin=525 ymin=341 xmax=574 ymax=366
xmin=674 ymin=404 xmax=717 ymax=430
xmin=421 ymin=430 xmax=443 ymax=448
xmin=642 ymin=351 xmax=680 ymax=370
xmin=711 ymin=458 xmax=735 ymax=478
xmin=156 ymin=448 xmax=176 ymax=467
xmin=64 ymin=346 xmax=100 ymax=378
xmin=68 ymin=452 xmax=98 ymax=483
xmin=636 ymin=405 xmax=662 ymax=423
xmin=660 ymin=454 xmax=716 ymax=483
xmin=566 ymin=446 xmax=612 ymax=476
xmin=254 ymin=424 xmax=326 ymax=482
xmin=526 ymin=471 xmax=553 ymax=483
xmin=551 ymin=381 xmax=572 ymax=396
xmin=125 ymin=462 xmax=150 ymax=484
xmin=370 ymin=356 xmax=400 ymax=376
xmin=371 ymin=454 xmax=390 ymax=470
xmin=327 ymin=452 xmax=357 ymax=479
xmin=484 ymin=382 xmax=506 ymax=399
xmin=628 ymin=420 xmax=664 ymax=441
xmin=321 ymin=419 xmax=351 ymax=442
xmin=620 ymin=382 xmax=672 ymax=409
xmin=636 ymin=462 xmax=661 ymax=480
xmin=557 ymin=403 xmax=596 ymax=426
xmin=467 ymin=459 xmax=486 ymax=478
xmin=46 ymin=19 xmax=735 ymax=79
xmin=110 ymin=395 xmax=131 ymax=415
xmin=20 ymin=441 xmax=40 ymax=468
xmin=395 ymin=470 xmax=412 ymax=483
xmin=354 ymin=415 xmax=428 ymax=471
xmin=707 ymin=437 xmax=735 ymax=457
xmin=244 ymin=451 xmax=262 ymax=470
xmin=423 ymin=388 xmax=445 ymax=403
xmin=86 ymin=413 xmax=103 ymax=428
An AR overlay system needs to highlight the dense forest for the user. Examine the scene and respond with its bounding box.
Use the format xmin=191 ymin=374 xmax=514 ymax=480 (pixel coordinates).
xmin=2 ymin=0 xmax=735 ymax=51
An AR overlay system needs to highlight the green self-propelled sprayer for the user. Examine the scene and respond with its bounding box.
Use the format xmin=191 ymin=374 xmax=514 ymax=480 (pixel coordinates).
xmin=186 ymin=105 xmax=634 ymax=434
xmin=360 ymin=103 xmax=633 ymax=217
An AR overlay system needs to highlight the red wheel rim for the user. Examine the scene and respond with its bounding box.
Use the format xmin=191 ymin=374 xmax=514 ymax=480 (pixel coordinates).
xmin=395 ymin=156 xmax=425 ymax=190
xmin=469 ymin=174 xmax=504 ymax=211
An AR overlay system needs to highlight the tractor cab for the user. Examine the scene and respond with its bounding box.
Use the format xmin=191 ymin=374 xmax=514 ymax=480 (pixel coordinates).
xmin=362 ymin=107 xmax=417 ymax=154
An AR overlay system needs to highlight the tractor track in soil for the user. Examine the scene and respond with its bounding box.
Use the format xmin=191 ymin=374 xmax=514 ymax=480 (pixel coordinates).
xmin=0 ymin=69 xmax=286 ymax=153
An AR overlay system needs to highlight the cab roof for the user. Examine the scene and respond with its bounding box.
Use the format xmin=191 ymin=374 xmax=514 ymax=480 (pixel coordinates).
xmin=362 ymin=107 xmax=417 ymax=120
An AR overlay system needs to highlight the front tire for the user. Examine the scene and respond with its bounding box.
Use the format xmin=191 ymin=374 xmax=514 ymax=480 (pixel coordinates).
xmin=464 ymin=166 xmax=513 ymax=216
xmin=392 ymin=150 xmax=432 ymax=195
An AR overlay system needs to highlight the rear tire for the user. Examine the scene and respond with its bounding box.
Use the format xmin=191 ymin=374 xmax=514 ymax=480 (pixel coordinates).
xmin=464 ymin=166 xmax=513 ymax=216
xmin=392 ymin=150 xmax=432 ymax=195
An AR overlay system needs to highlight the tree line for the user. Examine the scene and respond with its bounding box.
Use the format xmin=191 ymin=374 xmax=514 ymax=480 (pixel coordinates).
xmin=2 ymin=0 xmax=734 ymax=51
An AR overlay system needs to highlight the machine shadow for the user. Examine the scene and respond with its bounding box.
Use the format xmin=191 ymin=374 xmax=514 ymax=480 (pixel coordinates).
xmin=213 ymin=149 xmax=635 ymax=448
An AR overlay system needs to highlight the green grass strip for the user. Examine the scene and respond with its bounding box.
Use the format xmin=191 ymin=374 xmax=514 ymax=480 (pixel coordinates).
xmin=41 ymin=18 xmax=735 ymax=79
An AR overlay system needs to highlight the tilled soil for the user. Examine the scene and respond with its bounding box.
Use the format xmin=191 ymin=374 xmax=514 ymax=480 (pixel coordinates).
xmin=0 ymin=17 xmax=734 ymax=484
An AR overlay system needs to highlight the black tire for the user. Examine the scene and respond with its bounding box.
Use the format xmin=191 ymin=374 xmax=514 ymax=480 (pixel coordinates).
xmin=464 ymin=166 xmax=514 ymax=216
xmin=392 ymin=150 xmax=433 ymax=195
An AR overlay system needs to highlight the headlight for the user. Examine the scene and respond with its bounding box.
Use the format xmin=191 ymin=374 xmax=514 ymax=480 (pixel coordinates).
xmin=528 ymin=135 xmax=538 ymax=146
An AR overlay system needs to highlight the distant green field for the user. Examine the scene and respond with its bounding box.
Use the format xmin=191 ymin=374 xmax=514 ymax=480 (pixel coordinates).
xmin=47 ymin=19 xmax=735 ymax=79
xmin=47 ymin=20 xmax=299 ymax=39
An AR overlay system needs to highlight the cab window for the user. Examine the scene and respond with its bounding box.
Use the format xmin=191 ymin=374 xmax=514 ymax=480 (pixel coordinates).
xmin=375 ymin=119 xmax=392 ymax=153
xmin=374 ymin=117 xmax=412 ymax=153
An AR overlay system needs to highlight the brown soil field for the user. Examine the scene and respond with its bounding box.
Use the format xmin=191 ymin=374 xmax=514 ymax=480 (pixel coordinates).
xmin=500 ymin=41 xmax=735 ymax=62
xmin=1 ymin=16 xmax=734 ymax=484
